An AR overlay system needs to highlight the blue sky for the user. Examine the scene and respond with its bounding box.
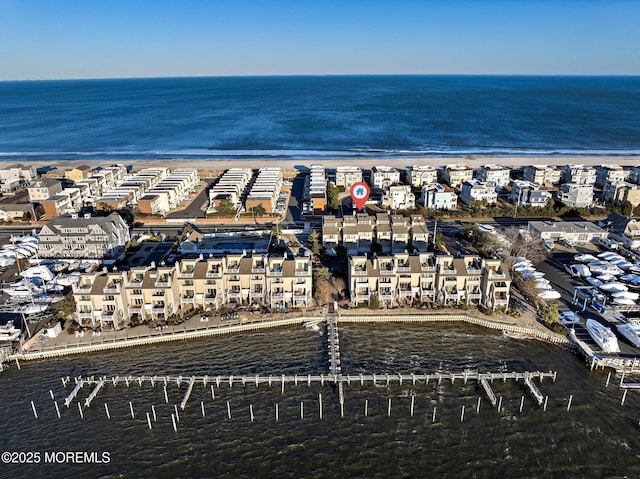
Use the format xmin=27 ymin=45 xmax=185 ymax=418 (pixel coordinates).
xmin=0 ymin=0 xmax=638 ymax=80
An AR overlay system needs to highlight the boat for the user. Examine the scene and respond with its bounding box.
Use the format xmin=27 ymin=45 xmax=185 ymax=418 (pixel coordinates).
xmin=599 ymin=282 xmax=628 ymax=293
xmin=612 ymin=291 xmax=640 ymax=300
xmin=617 ymin=320 xmax=640 ymax=348
xmin=586 ymin=318 xmax=620 ymax=354
xmin=0 ymin=321 xmax=21 ymax=342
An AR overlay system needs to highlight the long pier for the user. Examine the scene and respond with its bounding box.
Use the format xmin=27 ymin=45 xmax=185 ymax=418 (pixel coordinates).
xmin=66 ymin=370 xmax=557 ymax=389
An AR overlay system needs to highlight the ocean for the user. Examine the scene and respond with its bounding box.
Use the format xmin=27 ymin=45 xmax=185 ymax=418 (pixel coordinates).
xmin=1 ymin=323 xmax=639 ymax=478
xmin=0 ymin=75 xmax=639 ymax=162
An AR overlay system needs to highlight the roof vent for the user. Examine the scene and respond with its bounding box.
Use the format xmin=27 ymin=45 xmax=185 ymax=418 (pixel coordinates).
xmin=84 ymin=213 xmax=91 ymax=219
xmin=70 ymin=212 xmax=78 ymax=220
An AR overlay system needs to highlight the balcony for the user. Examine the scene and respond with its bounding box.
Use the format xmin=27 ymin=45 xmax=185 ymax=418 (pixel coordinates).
xmin=251 ymin=266 xmax=265 ymax=273
xmin=294 ymin=291 xmax=307 ymax=298
xmin=228 ymin=290 xmax=242 ymax=298
xmin=490 ymin=272 xmax=506 ymax=279
xmin=206 ymin=270 xmax=222 ymax=278
xmin=380 ymin=267 xmax=395 ymax=275
xmin=467 ymin=293 xmax=482 ymax=300
xmin=397 ymin=265 xmax=411 ymax=272
xmin=494 ymin=298 xmax=509 ymax=306
xmin=77 ymin=311 xmax=93 ymax=320
xmin=466 ymin=268 xmax=482 ymax=275
xmin=127 ymin=280 xmax=143 ymax=288
xmin=155 ymin=278 xmax=171 ymax=287
xmin=75 ymin=285 xmax=93 ymax=294
xmin=421 ymin=265 xmax=436 ymax=272
xmin=178 ymin=271 xmax=194 ymax=279
xmin=267 ymin=269 xmax=283 ymax=276
xmin=128 ymin=305 xmax=142 ymax=314
xmin=101 ymin=311 xmax=115 ymax=321
xmin=440 ymin=268 xmax=458 ymax=275
xmin=352 ymin=269 xmax=367 ymax=276
xmin=181 ymin=296 xmax=195 ymax=304
xmin=103 ymin=284 xmax=120 ymax=294
xmin=295 ymin=269 xmax=310 ymax=276
xmin=379 ymin=292 xmax=394 ymax=301
xmin=356 ymin=294 xmax=370 ymax=301
xmin=227 ymin=266 xmax=240 ymax=274
xmin=421 ymin=288 xmax=436 ymax=297
xmin=151 ymin=304 xmax=166 ymax=313
xmin=271 ymin=292 xmax=284 ymax=300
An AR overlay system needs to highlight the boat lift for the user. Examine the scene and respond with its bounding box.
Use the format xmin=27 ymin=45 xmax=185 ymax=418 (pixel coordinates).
xmin=572 ymin=286 xmax=607 ymax=314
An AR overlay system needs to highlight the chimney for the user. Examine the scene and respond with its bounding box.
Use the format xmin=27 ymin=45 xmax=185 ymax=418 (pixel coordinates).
xmin=71 ymin=212 xmax=78 ymax=220
xmin=84 ymin=212 xmax=91 ymax=219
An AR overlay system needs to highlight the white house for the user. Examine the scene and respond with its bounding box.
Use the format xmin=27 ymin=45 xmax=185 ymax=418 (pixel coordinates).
xmin=509 ymin=181 xmax=553 ymax=208
xmin=381 ymin=185 xmax=415 ymax=210
xmin=407 ymin=165 xmax=438 ymax=187
xmin=421 ymin=183 xmax=458 ymax=210
xmin=439 ymin=164 xmax=474 ymax=188
xmin=460 ymin=180 xmax=497 ymax=206
xmin=522 ymin=165 xmax=561 ymax=185
xmin=477 ymin=164 xmax=511 ymax=188
xmin=370 ymin=166 xmax=400 ymax=190
xmin=556 ymin=183 xmax=594 ymax=208
xmin=561 ymin=165 xmax=596 ymax=186
xmin=335 ymin=167 xmax=363 ymax=189
xmin=595 ymin=165 xmax=626 ymax=187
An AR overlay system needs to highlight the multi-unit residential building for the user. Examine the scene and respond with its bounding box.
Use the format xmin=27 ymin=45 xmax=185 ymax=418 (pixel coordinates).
xmin=381 ymin=185 xmax=415 ymax=210
xmin=38 ymin=212 xmax=130 ymax=259
xmin=0 ymin=164 xmax=38 ymax=183
xmin=509 ymin=181 xmax=553 ymax=208
xmin=599 ymin=213 xmax=640 ymax=249
xmin=322 ymin=212 xmax=429 ymax=255
xmin=28 ymin=178 xmax=63 ymax=203
xmin=348 ymin=253 xmax=510 ymax=310
xmin=629 ymin=166 xmax=640 ymax=185
xmin=556 ymin=183 xmax=594 ymax=208
xmin=602 ymin=181 xmax=640 ymax=207
xmin=306 ymin=164 xmax=326 ymax=214
xmin=64 ymin=165 xmax=94 ymax=183
xmin=246 ymin=168 xmax=283 ymax=214
xmin=97 ymin=167 xmax=165 ymax=211
xmin=370 ymin=166 xmax=401 ymax=190
xmin=529 ymin=221 xmax=607 ymax=244
xmin=138 ymin=168 xmax=199 ymax=214
xmin=561 ymin=165 xmax=597 ymax=186
xmin=335 ymin=166 xmax=363 ymax=189
xmin=72 ymin=254 xmax=313 ymax=329
xmin=208 ymin=168 xmax=253 ymax=212
xmin=522 ymin=165 xmax=561 ymax=185
xmin=477 ymin=164 xmax=511 ymax=188
xmin=407 ymin=165 xmax=438 ymax=187
xmin=42 ymin=187 xmax=83 ymax=217
xmin=421 ymin=183 xmax=458 ymax=210
xmin=439 ymin=164 xmax=474 ymax=188
xmin=459 ymin=180 xmax=498 ymax=206
xmin=595 ymin=165 xmax=626 ymax=188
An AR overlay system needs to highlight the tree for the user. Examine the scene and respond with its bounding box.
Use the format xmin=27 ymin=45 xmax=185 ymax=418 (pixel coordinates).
xmin=313 ymin=266 xmax=331 ymax=283
xmin=217 ymin=199 xmax=236 ymax=216
xmin=328 ymin=184 xmax=341 ymax=211
xmin=308 ymin=230 xmax=321 ymax=256
xmin=500 ymin=226 xmax=549 ymax=266
xmin=52 ymin=297 xmax=77 ymax=321
xmin=369 ymin=294 xmax=380 ymax=309
xmin=253 ymin=203 xmax=266 ymax=217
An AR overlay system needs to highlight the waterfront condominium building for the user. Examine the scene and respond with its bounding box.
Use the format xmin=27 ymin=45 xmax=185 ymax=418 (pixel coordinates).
xmin=602 ymin=181 xmax=640 ymax=207
xmin=560 ymin=165 xmax=597 ymax=186
xmin=406 ymin=165 xmax=438 ymax=188
xmin=72 ymin=254 xmax=313 ymax=329
xmin=509 ymin=181 xmax=553 ymax=208
xmin=556 ymin=183 xmax=594 ymax=208
xmin=595 ymin=165 xmax=626 ymax=188
xmin=459 ymin=180 xmax=498 ymax=206
xmin=381 ymin=184 xmax=416 ymax=210
xmin=438 ymin=164 xmax=474 ymax=188
xmin=476 ymin=164 xmax=512 ymax=188
xmin=245 ymin=168 xmax=284 ymax=214
xmin=522 ymin=165 xmax=561 ymax=185
xmin=370 ymin=166 xmax=401 ymax=190
xmin=38 ymin=212 xmax=130 ymax=259
xmin=421 ymin=183 xmax=458 ymax=210
xmin=348 ymin=253 xmax=511 ymax=310
xmin=335 ymin=166 xmax=363 ymax=189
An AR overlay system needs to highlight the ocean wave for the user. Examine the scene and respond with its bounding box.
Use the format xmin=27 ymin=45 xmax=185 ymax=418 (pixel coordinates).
xmin=1 ymin=147 xmax=640 ymax=161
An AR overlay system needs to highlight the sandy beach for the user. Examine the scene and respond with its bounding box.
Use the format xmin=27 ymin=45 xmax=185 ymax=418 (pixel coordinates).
xmin=12 ymin=155 xmax=640 ymax=173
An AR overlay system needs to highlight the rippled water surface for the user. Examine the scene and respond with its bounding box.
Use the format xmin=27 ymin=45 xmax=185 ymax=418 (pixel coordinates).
xmin=1 ymin=323 xmax=639 ymax=478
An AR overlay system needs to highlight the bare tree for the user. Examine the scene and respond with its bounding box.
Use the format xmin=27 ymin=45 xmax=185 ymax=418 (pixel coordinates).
xmin=499 ymin=226 xmax=549 ymax=266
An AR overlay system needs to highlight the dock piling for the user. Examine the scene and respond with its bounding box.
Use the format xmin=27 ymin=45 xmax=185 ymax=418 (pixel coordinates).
xmin=319 ymin=393 xmax=323 ymax=420
xmin=387 ymin=398 xmax=392 ymax=417
xmin=606 ymin=372 xmax=611 ymax=388
xmin=519 ymin=395 xmax=524 ymax=413
xmin=275 ymin=403 xmax=279 ymax=422
xmin=364 ymin=399 xmax=368 ymax=418
xmin=78 ymin=402 xmax=84 ymax=419
xmin=129 ymin=402 xmax=135 ymax=419
xmin=250 ymin=404 xmax=254 ymax=422
xmin=622 ymin=389 xmax=628 ymax=406
xmin=410 ymin=395 xmax=415 ymax=417
xmin=461 ymin=405 xmax=465 ymax=422
xmin=54 ymin=401 xmax=61 ymax=419
xmin=497 ymin=396 xmax=503 ymax=413
xmin=49 ymin=389 xmax=55 ymax=401
xmin=432 ymin=406 xmax=437 ymax=423
xmin=567 ymin=395 xmax=573 ymax=412
xmin=30 ymin=401 xmax=38 ymax=419
xmin=104 ymin=403 xmax=110 ymax=419
xmin=146 ymin=412 xmax=152 ymax=430
xmin=174 ymin=404 xmax=180 ymax=422
xmin=227 ymin=401 xmax=231 ymax=419
xmin=543 ymin=396 xmax=548 ymax=412
xmin=201 ymin=401 xmax=205 ymax=417
xmin=476 ymin=397 xmax=481 ymax=414
xmin=171 ymin=413 xmax=177 ymax=432
xmin=152 ymin=405 xmax=157 ymax=422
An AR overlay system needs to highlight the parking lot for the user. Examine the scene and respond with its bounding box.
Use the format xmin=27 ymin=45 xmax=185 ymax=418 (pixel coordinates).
xmin=536 ymin=243 xmax=640 ymax=357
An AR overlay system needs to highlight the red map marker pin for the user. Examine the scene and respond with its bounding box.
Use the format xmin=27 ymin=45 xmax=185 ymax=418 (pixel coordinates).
xmin=350 ymin=181 xmax=370 ymax=211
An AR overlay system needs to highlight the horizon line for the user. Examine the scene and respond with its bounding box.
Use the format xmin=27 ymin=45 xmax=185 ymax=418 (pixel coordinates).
xmin=2 ymin=73 xmax=640 ymax=83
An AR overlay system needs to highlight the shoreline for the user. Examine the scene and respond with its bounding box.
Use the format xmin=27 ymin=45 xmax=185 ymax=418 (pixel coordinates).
xmin=4 ymin=155 xmax=640 ymax=172
xmin=8 ymin=312 xmax=569 ymax=363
